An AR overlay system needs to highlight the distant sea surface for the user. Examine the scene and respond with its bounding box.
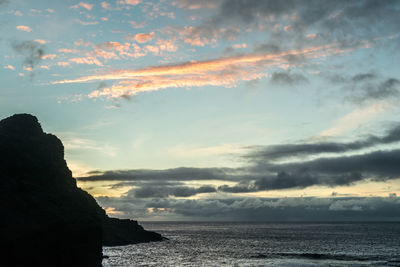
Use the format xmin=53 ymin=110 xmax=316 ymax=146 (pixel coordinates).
xmin=103 ymin=222 xmax=400 ymax=266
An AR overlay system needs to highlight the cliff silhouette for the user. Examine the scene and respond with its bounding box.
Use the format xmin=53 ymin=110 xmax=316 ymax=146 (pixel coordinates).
xmin=0 ymin=114 xmax=163 ymax=266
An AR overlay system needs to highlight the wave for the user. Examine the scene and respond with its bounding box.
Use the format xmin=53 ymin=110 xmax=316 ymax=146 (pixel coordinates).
xmin=252 ymin=252 xmax=388 ymax=262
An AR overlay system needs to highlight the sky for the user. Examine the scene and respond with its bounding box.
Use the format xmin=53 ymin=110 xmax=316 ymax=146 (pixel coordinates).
xmin=1 ymin=0 xmax=400 ymax=221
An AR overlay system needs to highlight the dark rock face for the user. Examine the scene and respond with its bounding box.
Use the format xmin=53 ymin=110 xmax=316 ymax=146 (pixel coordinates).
xmin=0 ymin=114 xmax=163 ymax=266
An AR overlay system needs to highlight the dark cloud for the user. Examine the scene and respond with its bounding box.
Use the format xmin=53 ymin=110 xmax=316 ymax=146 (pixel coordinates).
xmin=352 ymin=73 xmax=377 ymax=82
xmin=326 ymin=72 xmax=400 ymax=104
xmin=79 ymin=167 xmax=236 ymax=182
xmin=80 ymin=148 xmax=400 ymax=193
xmin=80 ymin=123 xmax=400 ymax=193
xmin=349 ymin=77 xmax=400 ymax=104
xmin=11 ymin=40 xmax=45 ymax=76
xmin=185 ymin=0 xmax=400 ymax=58
xmin=174 ymin=0 xmax=222 ymax=10
xmin=129 ymin=185 xmax=216 ymax=198
xmin=237 ymin=149 xmax=400 ymax=192
xmin=216 ymin=0 xmax=400 ymax=44
xmin=97 ymin=195 xmax=400 ymax=221
xmin=246 ymin=123 xmax=400 ymax=162
xmin=253 ymin=44 xmax=281 ymax=54
xmin=270 ymin=71 xmax=308 ymax=85
xmin=0 ymin=0 xmax=8 ymax=5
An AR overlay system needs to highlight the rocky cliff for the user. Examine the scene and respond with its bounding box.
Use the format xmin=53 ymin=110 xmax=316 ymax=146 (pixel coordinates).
xmin=0 ymin=114 xmax=163 ymax=266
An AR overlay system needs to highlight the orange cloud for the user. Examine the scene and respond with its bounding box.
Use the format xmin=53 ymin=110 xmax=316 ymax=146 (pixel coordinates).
xmin=54 ymin=44 xmax=349 ymax=98
xmin=119 ymin=0 xmax=141 ymax=5
xmin=132 ymin=32 xmax=155 ymax=43
xmin=34 ymin=39 xmax=46 ymax=44
xmin=180 ymin=26 xmax=216 ymax=47
xmin=57 ymin=62 xmax=71 ymax=67
xmin=16 ymin=25 xmax=32 ymax=32
xmin=145 ymin=45 xmax=159 ymax=55
xmin=69 ymin=57 xmax=103 ymax=66
xmin=157 ymin=39 xmax=178 ymax=52
xmin=58 ymin=48 xmax=79 ymax=53
xmin=101 ymin=2 xmax=111 ymax=10
xmin=71 ymin=2 xmax=94 ymax=10
xmin=232 ymin=43 xmax=247 ymax=49
xmin=4 ymin=65 xmax=15 ymax=70
xmin=41 ymin=54 xmax=57 ymax=60
xmin=88 ymin=71 xmax=266 ymax=98
xmin=95 ymin=41 xmax=145 ymax=58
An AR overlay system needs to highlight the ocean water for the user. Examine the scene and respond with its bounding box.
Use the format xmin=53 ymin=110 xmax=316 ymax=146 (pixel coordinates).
xmin=103 ymin=222 xmax=400 ymax=266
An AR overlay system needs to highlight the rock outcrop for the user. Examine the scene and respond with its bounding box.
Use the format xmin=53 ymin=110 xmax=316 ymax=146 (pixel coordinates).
xmin=0 ymin=114 xmax=163 ymax=266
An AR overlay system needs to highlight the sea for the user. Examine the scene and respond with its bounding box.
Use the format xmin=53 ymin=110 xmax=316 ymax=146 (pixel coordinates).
xmin=102 ymin=222 xmax=400 ymax=266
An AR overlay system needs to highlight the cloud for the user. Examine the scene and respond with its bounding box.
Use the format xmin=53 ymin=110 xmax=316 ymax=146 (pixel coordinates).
xmin=54 ymin=44 xmax=346 ymax=97
xmin=78 ymin=167 xmax=237 ymax=182
xmin=71 ymin=2 xmax=94 ymax=10
xmin=11 ymin=40 xmax=45 ymax=72
xmin=34 ymin=39 xmax=46 ymax=45
xmin=270 ymin=71 xmax=308 ymax=85
xmin=246 ymin=121 xmax=400 ymax=162
xmin=69 ymin=57 xmax=103 ymax=66
xmin=130 ymin=185 xmax=216 ymax=198
xmin=213 ymin=0 xmax=400 ymax=46
xmin=96 ymin=195 xmax=400 ymax=221
xmin=243 ymin=149 xmax=400 ymax=192
xmin=173 ymin=0 xmax=219 ymax=10
xmin=79 ymin=121 xmax=400 ymax=193
xmin=130 ymin=32 xmax=155 ymax=43
xmin=349 ymin=78 xmax=400 ymax=104
xmin=16 ymin=25 xmax=32 ymax=32
xmin=118 ymin=0 xmax=141 ymax=6
xmin=328 ymin=72 xmax=400 ymax=104
xmin=76 ymin=19 xmax=99 ymax=26
xmin=101 ymin=2 xmax=111 ymax=10
xmin=4 ymin=65 xmax=15 ymax=70
xmin=58 ymin=48 xmax=79 ymax=54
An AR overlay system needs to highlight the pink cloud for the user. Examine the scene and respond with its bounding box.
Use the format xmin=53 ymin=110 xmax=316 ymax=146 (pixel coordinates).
xmin=54 ymin=44 xmax=349 ymax=98
xmin=71 ymin=2 xmax=94 ymax=10
xmin=4 ymin=65 xmax=15 ymax=70
xmin=34 ymin=39 xmax=46 ymax=44
xmin=92 ymin=49 xmax=119 ymax=60
xmin=118 ymin=0 xmax=141 ymax=5
xmin=69 ymin=57 xmax=103 ymax=66
xmin=95 ymin=41 xmax=145 ymax=59
xmin=57 ymin=62 xmax=71 ymax=67
xmin=58 ymin=48 xmax=79 ymax=53
xmin=129 ymin=20 xmax=146 ymax=28
xmin=131 ymin=32 xmax=155 ymax=43
xmin=145 ymin=45 xmax=159 ymax=55
xmin=157 ymin=39 xmax=178 ymax=52
xmin=76 ymin=20 xmax=99 ymax=26
xmin=232 ymin=43 xmax=247 ymax=49
xmin=16 ymin=25 xmax=32 ymax=32
xmin=101 ymin=2 xmax=111 ymax=10
xmin=41 ymin=54 xmax=57 ymax=60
